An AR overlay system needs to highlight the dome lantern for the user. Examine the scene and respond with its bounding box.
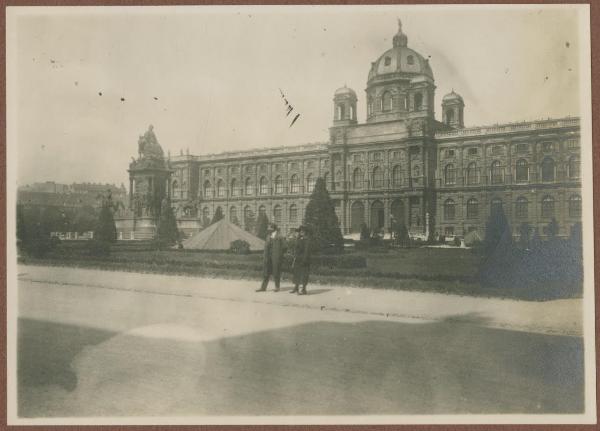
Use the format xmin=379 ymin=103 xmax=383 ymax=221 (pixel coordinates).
xmin=393 ymin=18 xmax=408 ymax=48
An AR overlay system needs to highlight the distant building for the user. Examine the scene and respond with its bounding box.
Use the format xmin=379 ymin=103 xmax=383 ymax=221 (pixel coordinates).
xmin=117 ymin=21 xmax=581 ymax=240
xmin=18 ymin=181 xmax=127 ymax=209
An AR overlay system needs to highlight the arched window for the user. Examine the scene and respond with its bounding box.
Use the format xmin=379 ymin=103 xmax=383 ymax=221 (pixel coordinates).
xmin=445 ymin=109 xmax=454 ymax=125
xmin=244 ymin=178 xmax=254 ymax=196
xmin=568 ymin=156 xmax=580 ymax=179
xmin=414 ymin=93 xmax=423 ymax=111
xmin=392 ymin=165 xmax=403 ymax=187
xmin=289 ymin=204 xmax=298 ymax=224
xmin=259 ymin=176 xmax=268 ymax=195
xmin=444 ymin=199 xmax=456 ymax=220
xmin=203 ymin=180 xmax=213 ymax=198
xmin=349 ymin=105 xmax=354 ymax=120
xmin=337 ymin=104 xmax=345 ymax=120
xmin=466 ymin=162 xmax=478 ymax=185
xmin=382 ymin=92 xmax=393 ymax=112
xmin=541 ymin=195 xmax=555 ymax=218
xmin=444 ymin=164 xmax=456 ymax=185
xmin=515 ymin=159 xmax=529 ymax=183
xmin=229 ymin=206 xmax=238 ymax=225
xmin=569 ymin=195 xmax=582 ymax=218
xmin=230 ymin=178 xmax=239 ymax=197
xmin=541 ymin=157 xmax=555 ymax=182
xmin=273 ymin=205 xmax=282 ymax=225
xmin=516 ymin=196 xmax=528 ymax=218
xmin=490 ymin=197 xmax=503 ymax=215
xmin=323 ymin=172 xmax=330 ymax=190
xmin=258 ymin=205 xmax=266 ymax=217
xmin=490 ymin=160 xmax=503 ymax=184
xmin=216 ymin=179 xmax=225 ymax=197
xmin=466 ymin=198 xmax=479 ymax=219
xmin=172 ymin=180 xmax=179 ymax=198
xmin=407 ymin=55 xmax=414 ymax=65
xmin=372 ymin=166 xmax=384 ymax=188
xmin=290 ymin=174 xmax=300 ymax=194
xmin=306 ymin=174 xmax=316 ymax=193
xmin=353 ymin=168 xmax=364 ymax=189
xmin=274 ymin=175 xmax=283 ymax=194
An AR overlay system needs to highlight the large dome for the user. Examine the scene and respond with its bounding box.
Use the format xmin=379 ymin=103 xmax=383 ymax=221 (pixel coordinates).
xmin=367 ymin=20 xmax=433 ymax=83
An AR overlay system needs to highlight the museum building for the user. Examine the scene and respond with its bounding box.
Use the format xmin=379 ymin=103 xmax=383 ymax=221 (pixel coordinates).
xmin=116 ymin=21 xmax=581 ymax=240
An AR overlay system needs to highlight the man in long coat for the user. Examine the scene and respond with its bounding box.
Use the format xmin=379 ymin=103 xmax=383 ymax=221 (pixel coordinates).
xmin=290 ymin=225 xmax=312 ymax=295
xmin=256 ymin=223 xmax=286 ymax=292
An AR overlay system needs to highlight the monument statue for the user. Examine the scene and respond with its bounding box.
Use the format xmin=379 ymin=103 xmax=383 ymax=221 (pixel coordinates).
xmin=137 ymin=125 xmax=164 ymax=160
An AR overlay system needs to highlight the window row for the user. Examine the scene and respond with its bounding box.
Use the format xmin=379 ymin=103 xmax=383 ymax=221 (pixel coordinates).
xmin=202 ymin=203 xmax=302 ymax=226
xmin=200 ymin=174 xmax=323 ymax=198
xmin=351 ymin=166 xmax=421 ymax=189
xmin=443 ymin=156 xmax=580 ymax=185
xmin=443 ymin=195 xmax=582 ymax=220
xmin=442 ymin=140 xmax=579 ymax=159
xmin=201 ymin=161 xmax=324 ymax=177
xmin=367 ymin=91 xmax=423 ymax=116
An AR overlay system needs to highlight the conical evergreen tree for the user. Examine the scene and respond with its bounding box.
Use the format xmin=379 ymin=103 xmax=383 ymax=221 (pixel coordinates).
xmin=303 ymin=177 xmax=343 ymax=253
xmin=157 ymin=198 xmax=180 ymax=246
xmin=483 ymin=205 xmax=511 ymax=257
xmin=255 ymin=211 xmax=269 ymax=240
xmin=95 ymin=196 xmax=117 ymax=243
xmin=211 ymin=206 xmax=224 ymax=225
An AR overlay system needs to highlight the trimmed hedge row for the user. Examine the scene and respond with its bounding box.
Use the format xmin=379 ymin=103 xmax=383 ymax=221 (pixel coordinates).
xmin=45 ymin=246 xmax=367 ymax=272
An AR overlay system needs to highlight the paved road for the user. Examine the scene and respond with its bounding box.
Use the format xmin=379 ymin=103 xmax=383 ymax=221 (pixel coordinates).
xmin=16 ymin=265 xmax=584 ymax=417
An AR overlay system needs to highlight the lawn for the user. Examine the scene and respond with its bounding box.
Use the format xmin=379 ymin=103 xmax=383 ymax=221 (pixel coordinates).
xmin=18 ymin=243 xmax=580 ymax=300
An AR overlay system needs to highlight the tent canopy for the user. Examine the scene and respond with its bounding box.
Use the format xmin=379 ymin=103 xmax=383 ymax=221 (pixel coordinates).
xmin=181 ymin=219 xmax=265 ymax=251
xmin=464 ymin=230 xmax=483 ymax=246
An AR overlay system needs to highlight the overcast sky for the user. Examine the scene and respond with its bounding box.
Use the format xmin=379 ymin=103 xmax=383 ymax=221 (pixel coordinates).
xmin=8 ymin=5 xmax=586 ymax=187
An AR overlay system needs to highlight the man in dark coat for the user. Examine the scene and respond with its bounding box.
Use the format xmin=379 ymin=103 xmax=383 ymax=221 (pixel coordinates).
xmin=256 ymin=223 xmax=286 ymax=292
xmin=290 ymin=225 xmax=312 ymax=295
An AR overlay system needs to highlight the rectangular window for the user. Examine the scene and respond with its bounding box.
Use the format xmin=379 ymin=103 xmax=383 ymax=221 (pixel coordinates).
xmin=516 ymin=143 xmax=529 ymax=153
xmin=567 ymin=139 xmax=579 ymax=149
xmin=542 ymin=142 xmax=554 ymax=152
xmin=446 ymin=149 xmax=455 ymax=158
xmin=468 ymin=148 xmax=478 ymax=156
xmin=492 ymin=145 xmax=503 ymax=155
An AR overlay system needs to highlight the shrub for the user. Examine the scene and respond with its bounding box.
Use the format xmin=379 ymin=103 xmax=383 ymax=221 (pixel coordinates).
xmin=22 ymin=238 xmax=54 ymax=258
xmin=359 ymin=223 xmax=370 ymax=241
xmin=230 ymin=239 xmax=251 ymax=255
xmin=85 ymin=240 xmax=111 ymax=257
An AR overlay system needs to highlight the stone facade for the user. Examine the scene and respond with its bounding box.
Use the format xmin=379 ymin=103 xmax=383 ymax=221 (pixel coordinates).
xmin=122 ymin=21 xmax=582 ymax=240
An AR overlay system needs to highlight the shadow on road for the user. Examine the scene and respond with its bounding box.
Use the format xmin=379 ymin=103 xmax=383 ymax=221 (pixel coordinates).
xmin=17 ymin=317 xmax=584 ymax=418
